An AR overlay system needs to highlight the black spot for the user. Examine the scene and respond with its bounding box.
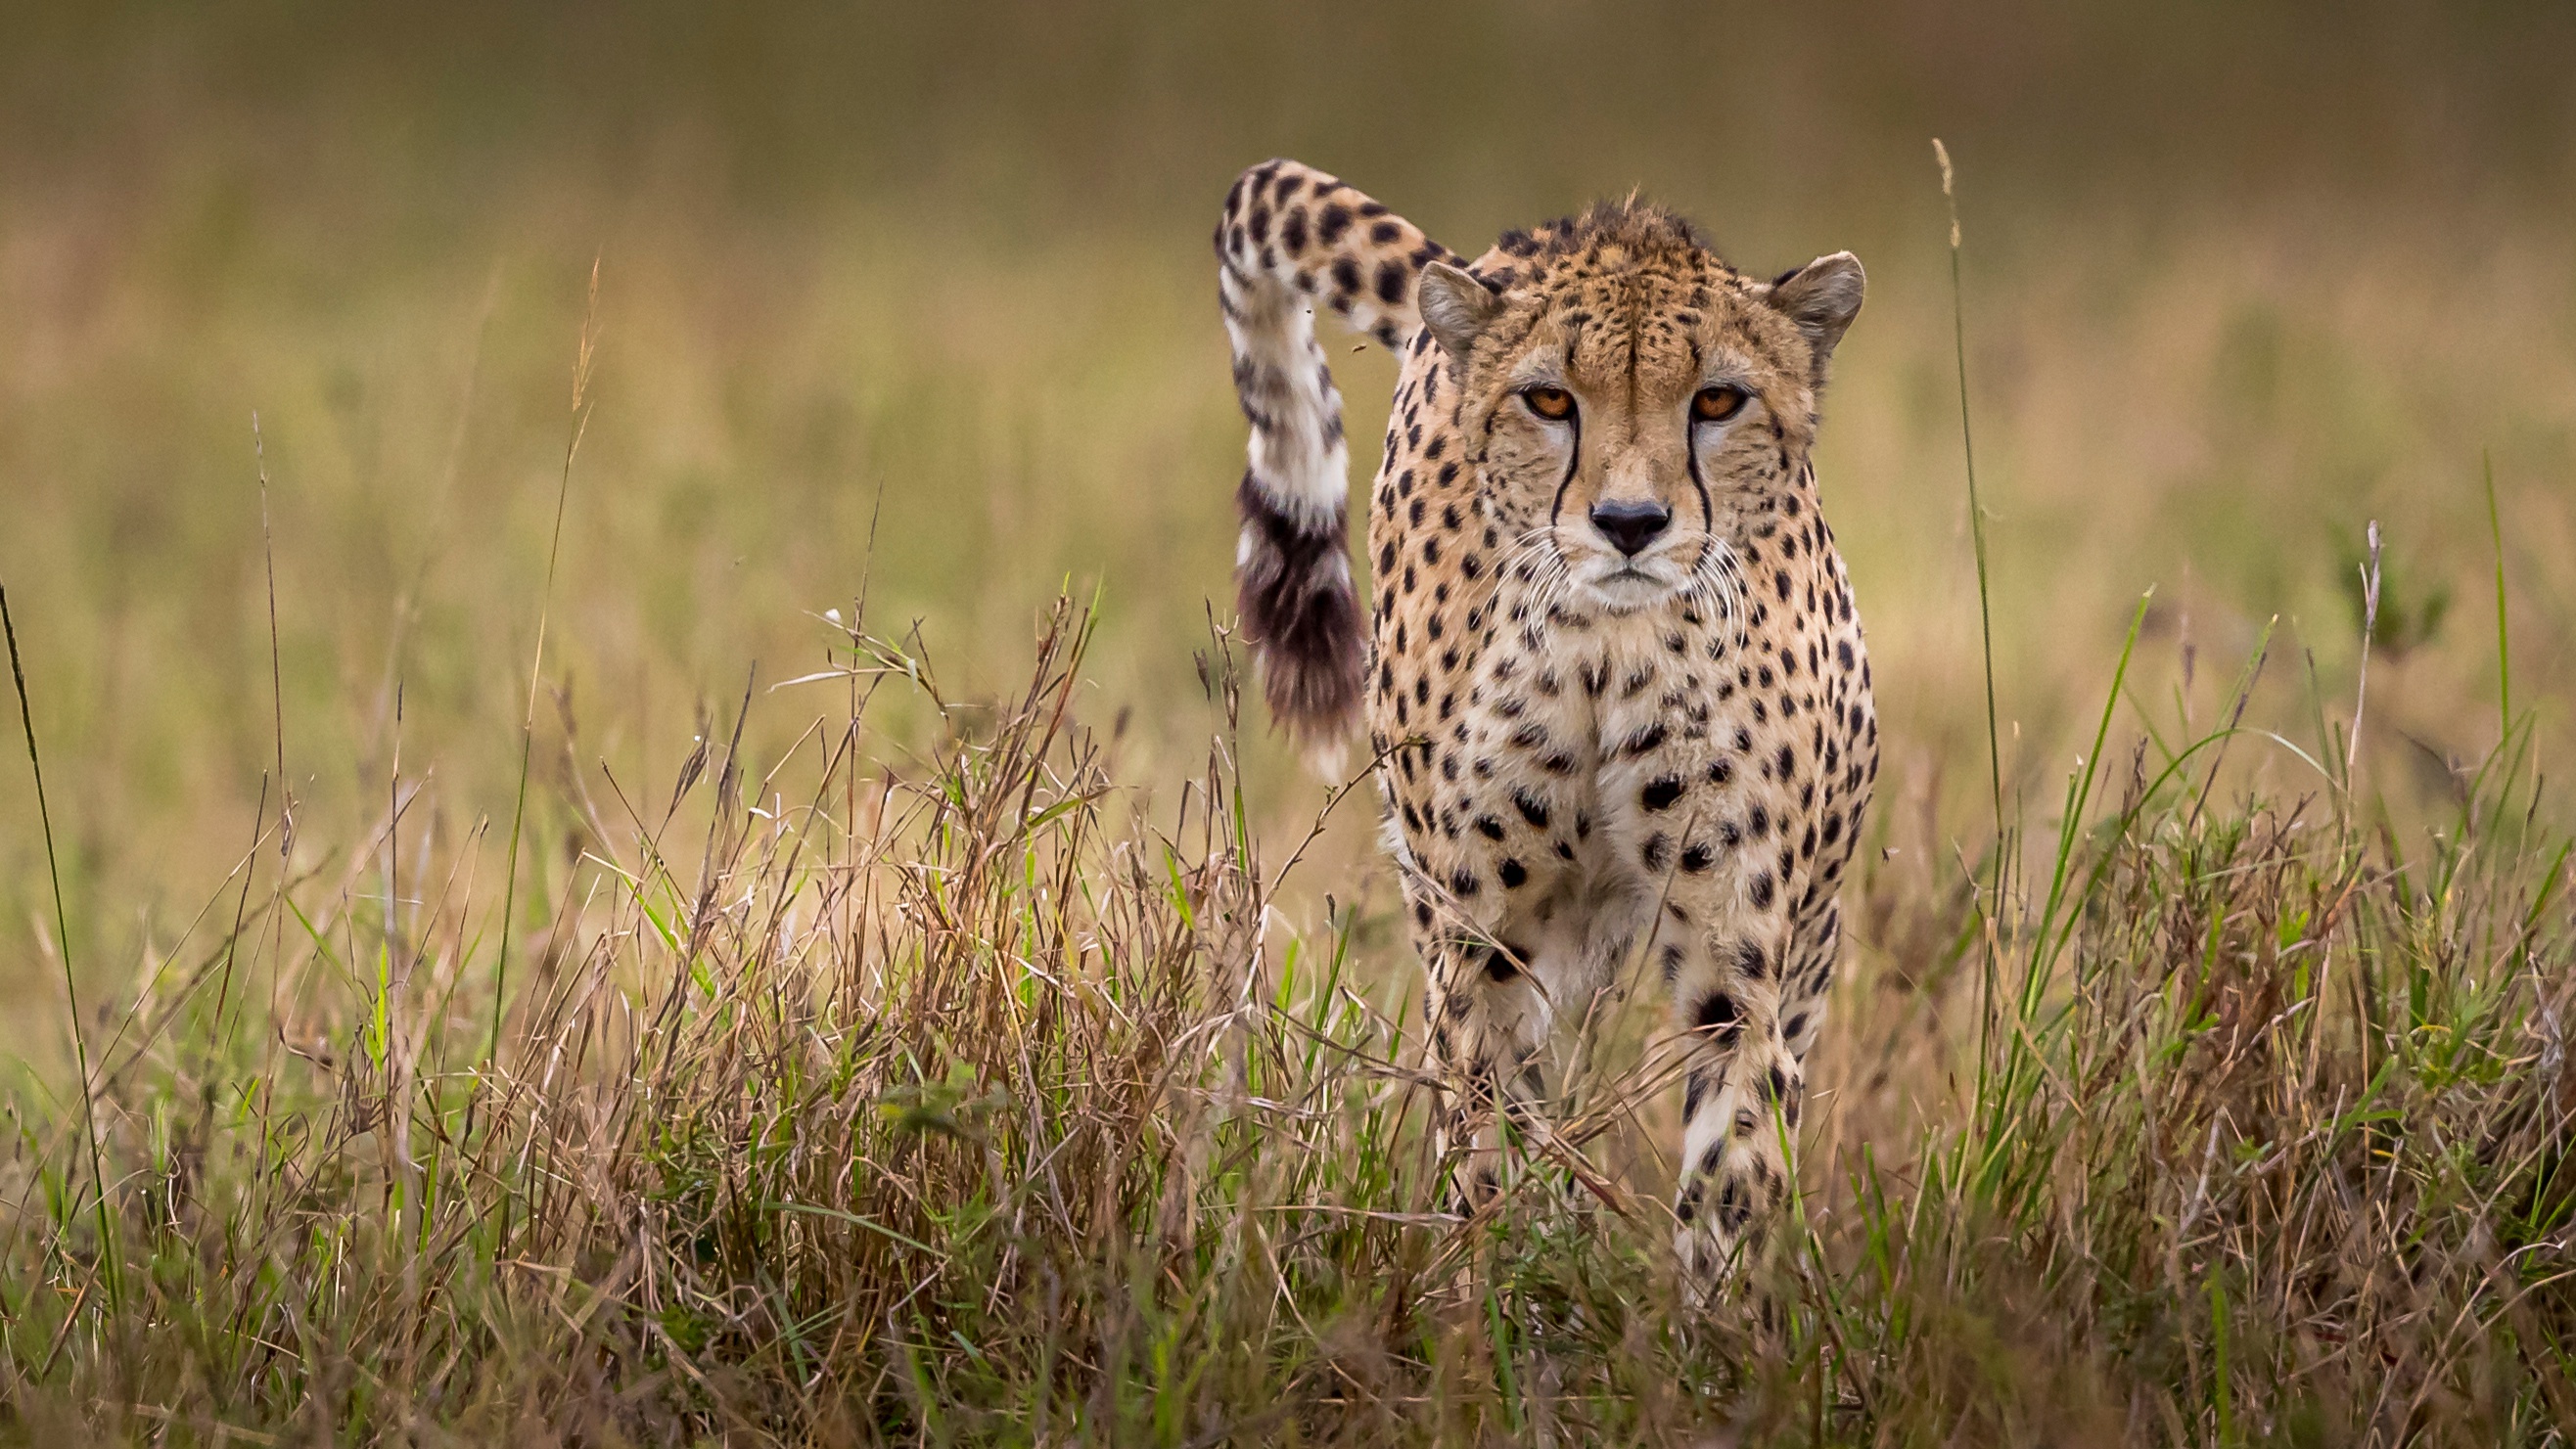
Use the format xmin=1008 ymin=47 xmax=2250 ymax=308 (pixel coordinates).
xmin=1683 ymin=1066 xmax=1710 ymax=1117
xmin=1641 ymin=776 xmax=1684 ymax=812
xmin=1497 ymin=858 xmax=1528 ymax=888
xmin=1513 ymin=791 xmax=1550 ymax=830
xmin=1750 ymin=872 xmax=1775 ymax=909
xmin=1482 ymin=945 xmax=1519 ymax=982
xmin=1719 ymin=1187 xmax=1753 ymax=1232
xmin=1331 ymin=257 xmax=1360 ymax=295
xmin=1375 ymin=259 xmax=1409 ymax=305
xmin=1449 ymin=869 xmax=1480 ymax=897
xmin=1707 ymin=756 xmax=1734 ymax=786
xmin=1641 ymin=834 xmax=1671 ymax=872
xmin=1696 ymin=991 xmax=1741 ymax=1037
xmin=1622 ymin=722 xmax=1669 ymax=758
xmin=1735 ymin=940 xmax=1769 ymax=979
xmin=1475 ymin=815 xmax=1505 ymax=840
xmin=1775 ymin=744 xmax=1796 ymax=780
xmin=1681 ymin=842 xmax=1715 ymax=873
xmin=1783 ymin=1012 xmax=1810 ymax=1040
xmin=1317 ymin=204 xmax=1354 ymax=244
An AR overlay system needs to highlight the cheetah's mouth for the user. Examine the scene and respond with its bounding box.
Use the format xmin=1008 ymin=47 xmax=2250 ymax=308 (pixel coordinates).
xmin=1508 ymin=526 xmax=1729 ymax=619
xmin=1562 ymin=537 xmax=1745 ymax=619
xmin=1576 ymin=558 xmax=1692 ymax=612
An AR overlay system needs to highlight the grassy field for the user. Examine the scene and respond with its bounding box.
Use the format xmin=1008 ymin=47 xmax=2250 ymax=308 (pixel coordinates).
xmin=4 ymin=2 xmax=2576 ymax=1441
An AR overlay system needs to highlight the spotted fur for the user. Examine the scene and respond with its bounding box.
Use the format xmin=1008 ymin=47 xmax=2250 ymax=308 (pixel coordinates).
xmin=1216 ymin=159 xmax=1878 ymax=1285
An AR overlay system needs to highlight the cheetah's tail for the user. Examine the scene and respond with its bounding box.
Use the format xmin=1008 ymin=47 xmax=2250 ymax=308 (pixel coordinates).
xmin=1217 ymin=158 xmax=1458 ymax=771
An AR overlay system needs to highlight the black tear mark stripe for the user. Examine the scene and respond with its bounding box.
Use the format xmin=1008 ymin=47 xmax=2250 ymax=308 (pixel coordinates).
xmin=1546 ymin=402 xmax=1585 ymax=529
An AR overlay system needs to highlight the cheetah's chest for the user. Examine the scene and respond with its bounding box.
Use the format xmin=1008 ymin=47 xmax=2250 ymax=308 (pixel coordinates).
xmin=1372 ymin=522 xmax=1872 ymax=922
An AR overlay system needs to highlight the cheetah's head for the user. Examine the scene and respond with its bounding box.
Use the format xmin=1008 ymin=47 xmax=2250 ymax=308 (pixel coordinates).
xmin=1416 ymin=204 xmax=1863 ymax=617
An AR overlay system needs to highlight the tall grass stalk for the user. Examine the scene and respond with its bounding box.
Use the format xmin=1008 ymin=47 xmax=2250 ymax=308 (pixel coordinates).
xmin=2486 ymin=450 xmax=2511 ymax=743
xmin=1933 ymin=137 xmax=2023 ymax=1150
xmin=1934 ymin=138 xmax=2003 ymax=844
xmin=0 ymin=579 xmax=120 ymax=1316
xmin=487 ymin=255 xmax=601 ymax=1067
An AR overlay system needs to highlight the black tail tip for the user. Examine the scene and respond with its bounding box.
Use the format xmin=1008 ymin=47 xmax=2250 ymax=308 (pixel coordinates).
xmin=1235 ymin=478 xmax=1364 ymax=771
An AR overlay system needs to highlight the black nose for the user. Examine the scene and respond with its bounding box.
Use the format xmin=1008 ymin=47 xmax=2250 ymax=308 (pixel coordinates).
xmin=1588 ymin=499 xmax=1672 ymax=558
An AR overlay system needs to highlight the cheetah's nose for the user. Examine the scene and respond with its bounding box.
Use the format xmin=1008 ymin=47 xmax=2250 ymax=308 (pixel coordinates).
xmin=1588 ymin=500 xmax=1672 ymax=558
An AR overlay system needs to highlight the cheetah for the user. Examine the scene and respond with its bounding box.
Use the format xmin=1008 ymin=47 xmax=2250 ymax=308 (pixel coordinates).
xmin=1216 ymin=158 xmax=1876 ymax=1278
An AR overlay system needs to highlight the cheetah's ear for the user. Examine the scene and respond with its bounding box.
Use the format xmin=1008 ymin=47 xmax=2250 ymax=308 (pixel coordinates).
xmin=1763 ymin=252 xmax=1865 ymax=369
xmin=1417 ymin=261 xmax=1504 ymax=363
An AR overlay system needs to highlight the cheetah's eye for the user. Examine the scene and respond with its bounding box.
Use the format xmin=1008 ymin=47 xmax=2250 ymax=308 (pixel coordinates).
xmin=1692 ymin=385 xmax=1749 ymax=423
xmin=1521 ymin=385 xmax=1575 ymax=422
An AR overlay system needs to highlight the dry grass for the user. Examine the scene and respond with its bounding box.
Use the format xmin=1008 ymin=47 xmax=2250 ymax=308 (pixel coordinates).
xmin=2 ymin=570 xmax=2571 ymax=1442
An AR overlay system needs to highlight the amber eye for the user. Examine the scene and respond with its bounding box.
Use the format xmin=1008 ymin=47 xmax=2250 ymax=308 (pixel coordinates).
xmin=1692 ymin=385 xmax=1749 ymax=423
xmin=1522 ymin=385 xmax=1576 ymax=422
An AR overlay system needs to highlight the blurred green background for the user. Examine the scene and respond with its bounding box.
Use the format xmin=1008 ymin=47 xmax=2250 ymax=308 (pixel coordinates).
xmin=4 ymin=0 xmax=2573 ymax=1050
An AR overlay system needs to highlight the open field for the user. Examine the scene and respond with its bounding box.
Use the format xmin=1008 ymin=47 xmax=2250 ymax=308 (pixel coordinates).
xmin=4 ymin=3 xmax=2576 ymax=1441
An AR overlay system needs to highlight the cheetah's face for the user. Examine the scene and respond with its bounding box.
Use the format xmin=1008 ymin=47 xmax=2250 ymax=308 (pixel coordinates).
xmin=1419 ymin=245 xmax=1863 ymax=616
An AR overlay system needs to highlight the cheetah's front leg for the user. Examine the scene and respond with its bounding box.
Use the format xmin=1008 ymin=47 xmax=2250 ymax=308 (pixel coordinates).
xmin=1421 ymin=926 xmax=1555 ymax=1207
xmin=1659 ymin=915 xmax=1806 ymax=1282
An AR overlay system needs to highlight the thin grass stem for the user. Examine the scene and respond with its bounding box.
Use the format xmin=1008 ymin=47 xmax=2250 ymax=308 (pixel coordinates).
xmin=0 ymin=579 xmax=120 ymax=1312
